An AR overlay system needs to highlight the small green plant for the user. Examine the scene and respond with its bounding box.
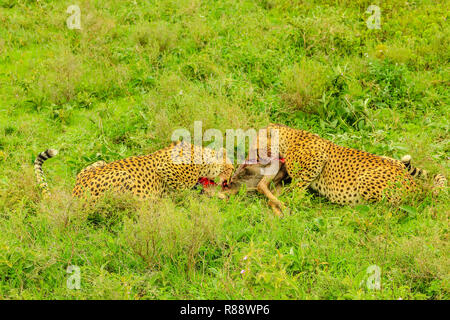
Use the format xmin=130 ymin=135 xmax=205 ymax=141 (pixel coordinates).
xmin=366 ymin=59 xmax=413 ymax=109
xmin=123 ymin=195 xmax=223 ymax=274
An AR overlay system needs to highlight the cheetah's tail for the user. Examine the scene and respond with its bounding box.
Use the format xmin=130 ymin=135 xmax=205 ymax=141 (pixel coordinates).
xmin=34 ymin=149 xmax=58 ymax=197
xmin=432 ymin=174 xmax=447 ymax=196
xmin=401 ymin=155 xmax=447 ymax=195
xmin=400 ymin=155 xmax=428 ymax=179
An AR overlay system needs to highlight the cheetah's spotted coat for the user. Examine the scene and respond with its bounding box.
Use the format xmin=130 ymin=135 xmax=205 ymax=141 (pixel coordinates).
xmin=35 ymin=142 xmax=233 ymax=200
xmin=254 ymin=123 xmax=446 ymax=206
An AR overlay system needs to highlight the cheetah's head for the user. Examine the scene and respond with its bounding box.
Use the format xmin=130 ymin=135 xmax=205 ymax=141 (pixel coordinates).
xmin=203 ymin=147 xmax=234 ymax=188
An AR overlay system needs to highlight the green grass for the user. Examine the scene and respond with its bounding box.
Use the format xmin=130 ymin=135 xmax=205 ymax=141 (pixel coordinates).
xmin=0 ymin=0 xmax=449 ymax=299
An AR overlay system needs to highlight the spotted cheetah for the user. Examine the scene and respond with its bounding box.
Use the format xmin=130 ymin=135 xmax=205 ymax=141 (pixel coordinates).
xmin=34 ymin=141 xmax=233 ymax=200
xmin=251 ymin=123 xmax=446 ymax=214
xmin=212 ymin=151 xmax=428 ymax=216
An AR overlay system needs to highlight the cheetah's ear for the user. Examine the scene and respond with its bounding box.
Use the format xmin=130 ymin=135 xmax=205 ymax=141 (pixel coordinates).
xmin=268 ymin=123 xmax=288 ymax=130
xmin=179 ymin=140 xmax=190 ymax=148
xmin=170 ymin=140 xmax=186 ymax=147
xmin=268 ymin=123 xmax=280 ymax=129
xmin=218 ymin=147 xmax=232 ymax=163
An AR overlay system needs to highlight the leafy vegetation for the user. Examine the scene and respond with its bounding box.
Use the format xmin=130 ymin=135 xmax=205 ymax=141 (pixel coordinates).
xmin=0 ymin=0 xmax=448 ymax=299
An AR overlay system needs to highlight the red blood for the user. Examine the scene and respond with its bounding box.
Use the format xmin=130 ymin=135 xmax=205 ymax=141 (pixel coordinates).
xmin=198 ymin=177 xmax=217 ymax=187
xmin=222 ymin=180 xmax=230 ymax=190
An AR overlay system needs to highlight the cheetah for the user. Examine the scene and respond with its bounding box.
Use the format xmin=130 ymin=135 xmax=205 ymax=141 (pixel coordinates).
xmin=208 ymin=150 xmax=430 ymax=216
xmin=249 ymin=123 xmax=446 ymax=215
xmin=34 ymin=141 xmax=234 ymax=200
